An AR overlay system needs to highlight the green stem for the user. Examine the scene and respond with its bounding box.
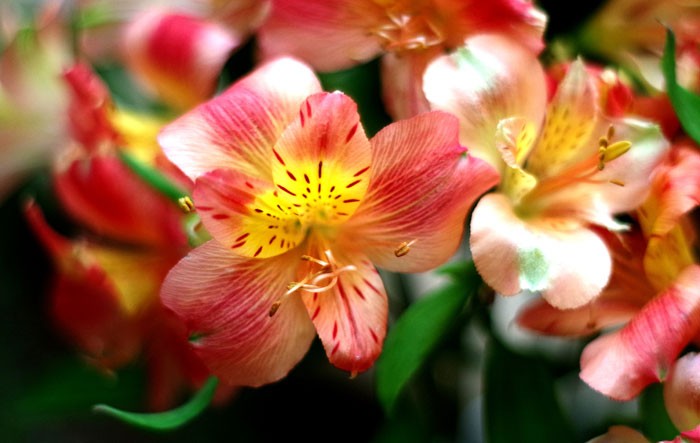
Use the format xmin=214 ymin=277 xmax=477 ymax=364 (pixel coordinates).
xmin=117 ymin=149 xmax=189 ymax=205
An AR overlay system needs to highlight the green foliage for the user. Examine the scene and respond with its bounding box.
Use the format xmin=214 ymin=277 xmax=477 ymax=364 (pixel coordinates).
xmin=93 ymin=376 xmax=218 ymax=431
xmin=483 ymin=337 xmax=575 ymax=443
xmin=376 ymin=261 xmax=480 ymax=415
xmin=117 ymin=149 xmax=188 ymax=204
xmin=639 ymin=383 xmax=679 ymax=442
xmin=662 ymin=29 xmax=700 ymax=144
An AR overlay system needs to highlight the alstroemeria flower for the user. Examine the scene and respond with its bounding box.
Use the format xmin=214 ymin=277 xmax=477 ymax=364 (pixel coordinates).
xmin=578 ymin=0 xmax=700 ymax=90
xmin=257 ymin=0 xmax=545 ymax=119
xmin=519 ymin=144 xmax=700 ymax=401
xmin=158 ymin=57 xmax=497 ymax=385
xmin=424 ymin=34 xmax=669 ymax=309
xmin=28 ymin=63 xmax=223 ymax=410
xmin=0 ymin=3 xmax=71 ymax=201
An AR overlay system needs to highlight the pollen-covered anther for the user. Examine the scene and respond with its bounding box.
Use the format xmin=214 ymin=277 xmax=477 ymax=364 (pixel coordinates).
xmin=178 ymin=196 xmax=196 ymax=213
xmin=394 ymin=239 xmax=417 ymax=257
xmin=609 ymin=179 xmax=625 ymax=187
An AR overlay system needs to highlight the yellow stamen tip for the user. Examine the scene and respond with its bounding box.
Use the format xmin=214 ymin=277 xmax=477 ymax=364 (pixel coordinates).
xmin=602 ymin=141 xmax=632 ymax=163
xmin=394 ymin=240 xmax=416 ymax=257
xmin=178 ymin=196 xmax=195 ymax=213
xmin=609 ymin=179 xmax=625 ymax=187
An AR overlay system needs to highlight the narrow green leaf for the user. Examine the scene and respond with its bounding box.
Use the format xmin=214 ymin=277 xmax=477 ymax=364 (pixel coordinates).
xmin=483 ymin=337 xmax=574 ymax=443
xmin=376 ymin=261 xmax=480 ymax=414
xmin=93 ymin=376 xmax=218 ymax=431
xmin=640 ymin=383 xmax=679 ymax=442
xmin=117 ymin=149 xmax=188 ymax=204
xmin=662 ymin=28 xmax=700 ymax=144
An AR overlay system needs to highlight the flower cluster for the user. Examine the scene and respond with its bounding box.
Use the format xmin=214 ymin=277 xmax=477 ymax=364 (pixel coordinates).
xmin=3 ymin=0 xmax=700 ymax=440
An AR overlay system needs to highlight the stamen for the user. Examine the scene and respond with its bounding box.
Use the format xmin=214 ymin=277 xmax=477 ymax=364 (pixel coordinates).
xmin=269 ymin=250 xmax=357 ymax=317
xmin=609 ymin=179 xmax=625 ymax=187
xmin=178 ymin=196 xmax=195 ymax=213
xmin=394 ymin=239 xmax=417 ymax=257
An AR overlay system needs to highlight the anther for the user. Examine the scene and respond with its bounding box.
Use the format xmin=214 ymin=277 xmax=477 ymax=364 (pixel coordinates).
xmin=609 ymin=179 xmax=625 ymax=187
xmin=394 ymin=240 xmax=416 ymax=257
xmin=178 ymin=196 xmax=195 ymax=213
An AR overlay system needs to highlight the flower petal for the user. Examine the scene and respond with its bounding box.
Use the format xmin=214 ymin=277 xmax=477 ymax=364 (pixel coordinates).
xmin=664 ymin=352 xmax=700 ymax=432
xmin=580 ymin=265 xmax=700 ymax=401
xmin=158 ymin=57 xmax=322 ymax=181
xmin=270 ymin=92 xmax=372 ymax=225
xmin=301 ymin=248 xmax=387 ymax=375
xmin=257 ymin=0 xmax=382 ymax=71
xmin=54 ymin=152 xmax=187 ymax=248
xmin=123 ymin=10 xmax=239 ymax=109
xmin=470 ymin=193 xmax=611 ymax=308
xmin=160 ymin=240 xmax=316 ymax=387
xmin=381 ymin=51 xmax=433 ymax=120
xmin=193 ymin=168 xmax=305 ymax=258
xmin=423 ymin=34 xmax=547 ymax=170
xmin=526 ymin=60 xmax=599 ymax=179
xmin=517 ymin=298 xmax=640 ymax=337
xmin=587 ymin=426 xmax=650 ymax=443
xmin=341 ymin=111 xmax=498 ymax=273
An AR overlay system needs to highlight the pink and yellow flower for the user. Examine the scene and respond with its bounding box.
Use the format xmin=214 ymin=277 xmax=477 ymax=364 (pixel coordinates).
xmin=26 ymin=63 xmax=222 ymax=410
xmin=257 ymin=0 xmax=546 ymax=119
xmin=519 ymin=143 xmax=700 ymax=401
xmin=423 ymin=34 xmax=669 ymax=309
xmin=158 ymin=57 xmax=498 ymax=385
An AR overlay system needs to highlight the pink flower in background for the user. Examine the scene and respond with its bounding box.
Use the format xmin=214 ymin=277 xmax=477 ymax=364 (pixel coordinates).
xmin=424 ymin=34 xmax=669 ymax=309
xmin=121 ymin=3 xmax=272 ymax=109
xmin=519 ymin=143 xmax=700 ymax=401
xmin=158 ymin=57 xmax=497 ymax=386
xmin=0 ymin=3 xmax=71 ymax=201
xmin=258 ymin=0 xmax=546 ymax=119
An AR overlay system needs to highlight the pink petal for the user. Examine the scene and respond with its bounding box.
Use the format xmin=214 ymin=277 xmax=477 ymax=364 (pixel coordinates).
xmin=517 ymin=298 xmax=641 ymax=337
xmin=158 ymin=57 xmax=322 ymax=181
xmin=341 ymin=111 xmax=498 ymax=273
xmin=643 ymin=142 xmax=700 ymax=238
xmin=193 ymin=168 xmax=305 ymax=258
xmin=664 ymin=352 xmax=700 ymax=432
xmin=381 ymin=51 xmax=433 ymax=120
xmin=122 ymin=10 xmax=239 ymax=109
xmin=423 ymin=34 xmax=547 ymax=170
xmin=470 ymin=193 xmax=611 ymax=308
xmin=580 ymin=265 xmax=700 ymax=401
xmin=301 ymin=248 xmax=387 ymax=375
xmin=257 ymin=0 xmax=382 ymax=72
xmin=160 ymin=240 xmax=316 ymax=387
xmin=437 ymin=0 xmax=546 ymax=54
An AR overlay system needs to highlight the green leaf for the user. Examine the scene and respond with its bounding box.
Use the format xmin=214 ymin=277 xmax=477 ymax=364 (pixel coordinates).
xmin=640 ymin=383 xmax=679 ymax=442
xmin=662 ymin=28 xmax=700 ymax=144
xmin=117 ymin=149 xmax=188 ymax=204
xmin=483 ymin=337 xmax=574 ymax=443
xmin=376 ymin=261 xmax=480 ymax=415
xmin=93 ymin=376 xmax=218 ymax=431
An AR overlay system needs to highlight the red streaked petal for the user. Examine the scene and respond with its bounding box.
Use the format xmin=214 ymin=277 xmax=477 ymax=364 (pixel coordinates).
xmin=470 ymin=193 xmax=611 ymax=308
xmin=194 ymin=169 xmax=304 ymax=258
xmin=423 ymin=34 xmax=547 ymax=170
xmin=257 ymin=0 xmax=382 ymax=72
xmin=271 ymin=92 xmax=372 ymax=225
xmin=342 ymin=111 xmax=498 ymax=273
xmin=160 ymin=240 xmax=315 ymax=387
xmin=580 ymin=265 xmax=700 ymax=401
xmin=159 ymin=57 xmax=322 ymax=181
xmin=123 ymin=10 xmax=239 ymax=109
xmin=54 ymin=152 xmax=187 ymax=248
xmin=301 ymin=248 xmax=387 ymax=374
